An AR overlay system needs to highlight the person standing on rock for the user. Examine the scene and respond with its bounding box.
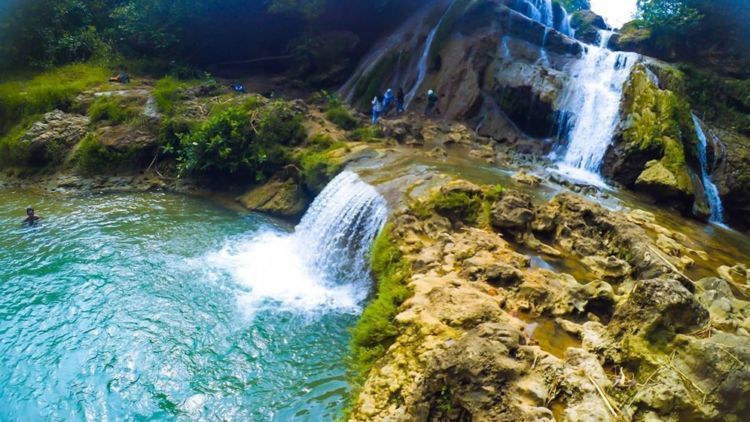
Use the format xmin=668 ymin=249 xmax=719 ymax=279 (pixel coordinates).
xmin=372 ymin=94 xmax=383 ymax=125
xmin=425 ymin=89 xmax=438 ymax=116
xmin=23 ymin=207 xmax=42 ymax=225
xmin=396 ymin=88 xmax=405 ymax=114
xmin=383 ymin=89 xmax=394 ymax=115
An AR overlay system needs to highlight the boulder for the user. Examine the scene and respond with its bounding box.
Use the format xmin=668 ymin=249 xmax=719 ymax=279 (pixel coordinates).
xmin=237 ymin=166 xmax=309 ymax=218
xmin=20 ymin=110 xmax=90 ymax=166
xmin=570 ymin=10 xmax=609 ymax=44
xmin=512 ymin=170 xmax=542 ymax=186
xmin=612 ymin=278 xmax=709 ymax=338
xmin=635 ymin=160 xmax=692 ymax=199
xmin=491 ymin=191 xmax=535 ymax=233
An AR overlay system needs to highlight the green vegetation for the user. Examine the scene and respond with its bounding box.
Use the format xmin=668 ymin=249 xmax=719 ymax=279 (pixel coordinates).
xmin=295 ymin=134 xmax=346 ymax=193
xmin=326 ymin=106 xmax=359 ymax=130
xmin=0 ymin=121 xmax=34 ymax=168
xmin=75 ymin=133 xmax=136 ymax=174
xmin=349 ymin=224 xmax=412 ymax=386
xmin=348 ymin=126 xmax=383 ymax=143
xmin=153 ymin=77 xmax=186 ymax=116
xmin=88 ymin=95 xmax=141 ymax=124
xmin=413 ymin=184 xmax=503 ymax=227
xmin=0 ymin=64 xmax=109 ymax=135
xmin=622 ymin=65 xmax=694 ymax=189
xmin=176 ymin=100 xmax=305 ymax=181
xmin=680 ymin=65 xmax=750 ymax=135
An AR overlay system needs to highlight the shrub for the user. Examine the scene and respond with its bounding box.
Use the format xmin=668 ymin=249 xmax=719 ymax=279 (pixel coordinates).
xmin=88 ymin=95 xmax=141 ymax=124
xmin=0 ymin=64 xmax=109 ymax=136
xmin=349 ymin=225 xmax=412 ymax=387
xmin=326 ymin=105 xmax=358 ymax=130
xmin=75 ymin=134 xmax=136 ymax=174
xmin=176 ymin=102 xmax=304 ymax=181
xmin=298 ymin=150 xmax=342 ymax=193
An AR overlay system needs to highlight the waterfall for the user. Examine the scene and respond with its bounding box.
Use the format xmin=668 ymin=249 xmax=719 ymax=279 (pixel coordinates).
xmin=207 ymin=171 xmax=388 ymax=315
xmin=296 ymin=171 xmax=389 ymax=284
xmin=691 ymin=114 xmax=725 ymax=223
xmin=557 ymin=5 xmax=575 ymax=38
xmin=521 ymin=0 xmax=553 ymax=27
xmin=405 ymin=1 xmax=455 ymax=108
xmin=554 ymin=30 xmax=639 ymax=183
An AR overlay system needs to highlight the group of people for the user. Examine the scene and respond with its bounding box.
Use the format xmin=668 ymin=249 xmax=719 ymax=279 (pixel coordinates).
xmin=371 ymin=88 xmax=439 ymax=124
xmin=371 ymin=88 xmax=405 ymax=124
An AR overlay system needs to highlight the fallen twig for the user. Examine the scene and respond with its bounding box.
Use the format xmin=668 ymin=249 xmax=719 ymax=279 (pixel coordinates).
xmin=587 ymin=374 xmax=621 ymax=418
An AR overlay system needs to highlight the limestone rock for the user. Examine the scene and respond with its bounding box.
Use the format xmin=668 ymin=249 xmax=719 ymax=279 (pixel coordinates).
xmin=21 ymin=110 xmax=90 ymax=166
xmin=512 ymin=170 xmax=542 ymax=186
xmin=237 ymin=167 xmax=308 ymax=218
xmin=491 ymin=191 xmax=535 ymax=233
xmin=582 ymin=255 xmax=632 ymax=282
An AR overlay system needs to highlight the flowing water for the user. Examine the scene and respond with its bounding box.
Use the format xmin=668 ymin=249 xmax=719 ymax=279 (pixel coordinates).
xmin=552 ymin=31 xmax=639 ymax=185
xmin=0 ymin=171 xmax=387 ymax=420
xmin=691 ymin=113 xmax=725 ymax=224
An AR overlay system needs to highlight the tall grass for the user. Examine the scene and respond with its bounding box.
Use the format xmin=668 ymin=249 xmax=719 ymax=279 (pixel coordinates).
xmin=0 ymin=63 xmax=110 ymax=135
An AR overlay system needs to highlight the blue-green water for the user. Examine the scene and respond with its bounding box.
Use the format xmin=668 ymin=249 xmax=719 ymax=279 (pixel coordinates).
xmin=0 ymin=189 xmax=358 ymax=421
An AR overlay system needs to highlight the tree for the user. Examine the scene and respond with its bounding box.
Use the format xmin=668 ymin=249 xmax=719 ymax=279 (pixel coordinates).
xmin=637 ymin=0 xmax=702 ymax=33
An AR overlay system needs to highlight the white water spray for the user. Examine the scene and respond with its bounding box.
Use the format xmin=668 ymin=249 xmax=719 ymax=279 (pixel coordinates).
xmin=691 ymin=114 xmax=724 ymax=223
xmin=206 ymin=171 xmax=388 ymax=316
xmin=555 ymin=30 xmax=639 ymax=183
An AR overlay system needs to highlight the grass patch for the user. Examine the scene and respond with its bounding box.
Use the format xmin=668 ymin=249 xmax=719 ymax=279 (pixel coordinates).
xmin=348 ymin=224 xmax=413 ymax=399
xmin=348 ymin=126 xmax=383 ymax=143
xmin=0 ymin=63 xmax=109 ymax=135
xmin=326 ymin=105 xmax=359 ymax=130
xmin=296 ymin=134 xmax=347 ymax=193
xmin=0 ymin=120 xmax=35 ymax=168
xmin=412 ymin=184 xmax=503 ymax=227
xmin=88 ymin=95 xmax=142 ymax=124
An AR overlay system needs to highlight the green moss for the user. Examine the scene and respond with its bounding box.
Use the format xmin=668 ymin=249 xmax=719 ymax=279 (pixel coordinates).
xmin=88 ymin=95 xmax=142 ymax=124
xmin=295 ymin=136 xmax=346 ymax=193
xmin=349 ymin=224 xmax=413 ymax=388
xmin=621 ymin=64 xmax=695 ymax=188
xmin=325 ymin=105 xmax=359 ymax=130
xmin=413 ymin=184 xmax=503 ymax=226
xmin=679 ymin=64 xmax=750 ymax=135
xmin=0 ymin=64 xmax=109 ymax=136
xmin=75 ymin=133 xmax=137 ymax=174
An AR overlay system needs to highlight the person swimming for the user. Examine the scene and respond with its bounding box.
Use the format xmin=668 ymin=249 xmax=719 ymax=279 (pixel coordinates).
xmin=23 ymin=207 xmax=41 ymax=225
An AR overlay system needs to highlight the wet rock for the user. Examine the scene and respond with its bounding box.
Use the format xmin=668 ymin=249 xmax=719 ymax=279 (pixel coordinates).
xmin=613 ymin=278 xmax=709 ymax=337
xmin=485 ymin=264 xmax=523 ymax=286
xmin=512 ymin=170 xmax=542 ymax=186
xmin=491 ymin=191 xmax=535 ymax=234
xmin=582 ymin=255 xmax=632 ymax=282
xmin=570 ymin=10 xmax=609 ymax=44
xmin=237 ymin=166 xmax=309 ymax=218
xmin=717 ymin=263 xmax=750 ymax=285
xmin=20 ymin=110 xmax=90 ymax=166
xmin=635 ymin=160 xmax=693 ymax=199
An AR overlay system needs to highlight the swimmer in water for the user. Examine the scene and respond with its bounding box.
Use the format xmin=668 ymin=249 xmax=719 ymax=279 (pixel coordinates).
xmin=23 ymin=207 xmax=42 ymax=225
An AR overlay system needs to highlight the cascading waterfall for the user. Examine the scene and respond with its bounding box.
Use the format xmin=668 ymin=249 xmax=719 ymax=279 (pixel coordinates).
xmin=405 ymin=1 xmax=455 ymax=108
xmin=554 ymin=30 xmax=639 ymax=183
xmin=691 ymin=113 xmax=725 ymax=223
xmin=557 ymin=5 xmax=575 ymax=38
xmin=208 ymin=171 xmax=388 ymax=314
xmin=521 ymin=0 xmax=553 ymax=27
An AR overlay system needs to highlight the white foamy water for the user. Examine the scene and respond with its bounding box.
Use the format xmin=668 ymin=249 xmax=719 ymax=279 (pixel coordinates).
xmin=206 ymin=171 xmax=388 ymax=316
xmin=691 ymin=113 xmax=725 ymax=223
xmin=556 ymin=30 xmax=639 ymax=177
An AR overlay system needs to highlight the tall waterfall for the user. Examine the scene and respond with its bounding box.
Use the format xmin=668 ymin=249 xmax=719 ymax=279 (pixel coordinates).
xmin=691 ymin=114 xmax=725 ymax=223
xmin=405 ymin=1 xmax=455 ymax=108
xmin=555 ymin=30 xmax=639 ymax=183
xmin=207 ymin=171 xmax=388 ymax=315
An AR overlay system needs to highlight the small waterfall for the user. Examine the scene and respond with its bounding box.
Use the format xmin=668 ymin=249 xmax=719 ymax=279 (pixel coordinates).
xmin=691 ymin=114 xmax=725 ymax=223
xmin=296 ymin=171 xmax=389 ymax=284
xmin=520 ymin=0 xmax=553 ymax=27
xmin=554 ymin=30 xmax=639 ymax=182
xmin=207 ymin=171 xmax=388 ymax=315
xmin=557 ymin=5 xmax=575 ymax=38
xmin=405 ymin=1 xmax=455 ymax=108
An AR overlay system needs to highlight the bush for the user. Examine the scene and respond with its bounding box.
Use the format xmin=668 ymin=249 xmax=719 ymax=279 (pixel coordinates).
xmin=349 ymin=225 xmax=412 ymax=387
xmin=298 ymin=151 xmax=342 ymax=193
xmin=88 ymin=95 xmax=141 ymax=124
xmin=176 ymin=101 xmax=305 ymax=181
xmin=75 ymin=133 xmax=136 ymax=174
xmin=0 ymin=64 xmax=109 ymax=136
xmin=326 ymin=105 xmax=358 ymax=130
